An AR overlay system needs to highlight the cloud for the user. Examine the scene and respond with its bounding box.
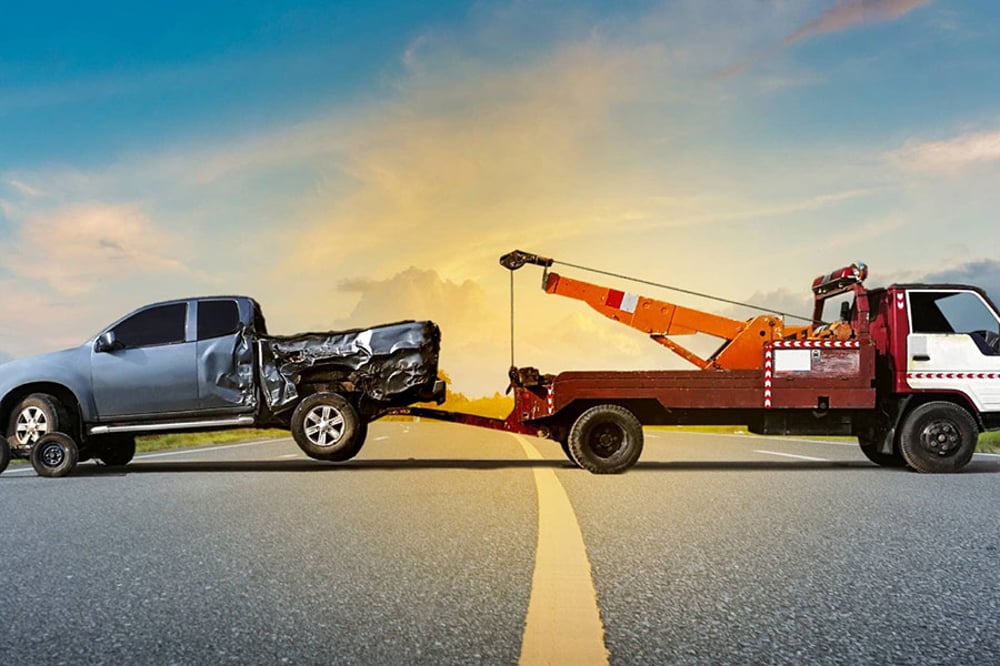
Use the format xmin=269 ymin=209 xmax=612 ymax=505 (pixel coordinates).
xmin=787 ymin=0 xmax=932 ymax=44
xmin=0 ymin=204 xmax=188 ymax=296
xmin=889 ymin=129 xmax=1000 ymax=172
xmin=917 ymin=260 xmax=1000 ymax=303
xmin=330 ymin=267 xmax=683 ymax=395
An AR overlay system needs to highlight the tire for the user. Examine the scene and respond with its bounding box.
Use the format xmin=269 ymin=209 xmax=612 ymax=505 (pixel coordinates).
xmin=0 ymin=437 xmax=10 ymax=474
xmin=567 ymin=404 xmax=644 ymax=474
xmin=558 ymin=438 xmax=579 ymax=465
xmin=290 ymin=393 xmax=367 ymax=462
xmin=898 ymin=402 xmax=978 ymax=474
xmin=7 ymin=393 xmax=65 ymax=453
xmin=30 ymin=432 xmax=79 ymax=478
xmin=97 ymin=435 xmax=136 ymax=467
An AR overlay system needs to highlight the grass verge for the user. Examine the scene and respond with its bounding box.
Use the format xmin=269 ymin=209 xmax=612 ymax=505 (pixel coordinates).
xmin=135 ymin=428 xmax=288 ymax=454
xmin=654 ymin=425 xmax=1000 ymax=453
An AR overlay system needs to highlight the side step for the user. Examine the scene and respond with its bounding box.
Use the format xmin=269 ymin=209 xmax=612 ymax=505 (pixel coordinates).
xmin=89 ymin=415 xmax=255 ymax=436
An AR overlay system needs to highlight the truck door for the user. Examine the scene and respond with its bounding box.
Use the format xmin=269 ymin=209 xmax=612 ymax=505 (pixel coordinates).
xmin=91 ymin=302 xmax=200 ymax=418
xmin=907 ymin=289 xmax=1000 ymax=411
xmin=195 ymin=299 xmax=255 ymax=412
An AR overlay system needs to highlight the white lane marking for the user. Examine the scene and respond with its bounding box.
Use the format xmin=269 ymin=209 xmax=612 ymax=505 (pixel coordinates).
xmin=754 ymin=450 xmax=828 ymax=462
xmin=374 ymin=436 xmax=389 ymax=441
xmin=2 ymin=438 xmax=290 ymax=475
xmin=276 ymin=453 xmax=300 ymax=459
xmin=662 ymin=430 xmax=858 ymax=447
xmin=514 ymin=435 xmax=608 ymax=666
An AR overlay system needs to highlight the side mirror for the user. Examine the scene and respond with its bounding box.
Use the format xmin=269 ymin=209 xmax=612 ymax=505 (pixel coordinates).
xmin=95 ymin=331 xmax=118 ymax=353
xmin=839 ymin=300 xmax=851 ymax=321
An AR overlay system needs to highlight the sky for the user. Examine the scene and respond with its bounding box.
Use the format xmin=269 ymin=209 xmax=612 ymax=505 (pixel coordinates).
xmin=2 ymin=0 xmax=1000 ymax=395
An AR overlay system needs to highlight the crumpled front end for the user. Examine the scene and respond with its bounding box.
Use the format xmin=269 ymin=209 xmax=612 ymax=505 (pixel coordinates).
xmin=258 ymin=320 xmax=442 ymax=411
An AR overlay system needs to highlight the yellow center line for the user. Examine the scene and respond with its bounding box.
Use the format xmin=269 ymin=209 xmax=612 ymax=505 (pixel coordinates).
xmin=514 ymin=435 xmax=609 ymax=666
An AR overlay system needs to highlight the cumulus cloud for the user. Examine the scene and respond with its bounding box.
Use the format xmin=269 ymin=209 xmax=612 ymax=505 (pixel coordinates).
xmin=917 ymin=260 xmax=1000 ymax=303
xmin=787 ymin=0 xmax=932 ymax=44
xmin=889 ymin=129 xmax=1000 ymax=172
xmin=329 ymin=267 xmax=688 ymax=395
xmin=1 ymin=204 xmax=188 ymax=296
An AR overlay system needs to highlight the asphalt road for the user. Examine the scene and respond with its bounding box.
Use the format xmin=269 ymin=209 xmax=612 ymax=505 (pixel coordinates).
xmin=1 ymin=422 xmax=998 ymax=665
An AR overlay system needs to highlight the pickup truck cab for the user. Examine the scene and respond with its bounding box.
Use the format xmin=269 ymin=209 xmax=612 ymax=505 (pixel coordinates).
xmin=0 ymin=296 xmax=443 ymax=476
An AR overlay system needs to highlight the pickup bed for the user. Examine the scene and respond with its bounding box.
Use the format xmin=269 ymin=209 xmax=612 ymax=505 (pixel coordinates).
xmin=0 ymin=296 xmax=443 ymax=476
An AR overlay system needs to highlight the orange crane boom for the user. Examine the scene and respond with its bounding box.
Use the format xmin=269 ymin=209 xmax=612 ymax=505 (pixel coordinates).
xmin=501 ymin=250 xmax=808 ymax=370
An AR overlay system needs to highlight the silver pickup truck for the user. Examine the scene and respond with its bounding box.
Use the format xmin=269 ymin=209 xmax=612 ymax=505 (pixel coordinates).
xmin=0 ymin=296 xmax=443 ymax=477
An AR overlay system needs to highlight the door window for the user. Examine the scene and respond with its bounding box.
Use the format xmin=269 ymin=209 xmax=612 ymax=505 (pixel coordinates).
xmin=112 ymin=303 xmax=187 ymax=348
xmin=910 ymin=291 xmax=1000 ymax=334
xmin=198 ymin=300 xmax=241 ymax=340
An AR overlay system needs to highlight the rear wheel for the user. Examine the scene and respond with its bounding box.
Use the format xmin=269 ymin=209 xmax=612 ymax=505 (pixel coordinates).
xmin=567 ymin=404 xmax=643 ymax=474
xmin=899 ymin=402 xmax=977 ymax=473
xmin=291 ymin=393 xmax=367 ymax=462
xmin=30 ymin=432 xmax=79 ymax=478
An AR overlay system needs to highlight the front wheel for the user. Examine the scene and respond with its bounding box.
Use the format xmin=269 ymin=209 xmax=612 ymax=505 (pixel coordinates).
xmin=30 ymin=432 xmax=79 ymax=478
xmin=898 ymin=402 xmax=977 ymax=473
xmin=567 ymin=404 xmax=644 ymax=474
xmin=0 ymin=437 xmax=10 ymax=474
xmin=7 ymin=393 xmax=66 ymax=454
xmin=290 ymin=393 xmax=367 ymax=462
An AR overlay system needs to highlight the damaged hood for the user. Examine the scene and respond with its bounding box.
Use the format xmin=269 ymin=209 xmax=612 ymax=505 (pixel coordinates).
xmin=258 ymin=320 xmax=441 ymax=410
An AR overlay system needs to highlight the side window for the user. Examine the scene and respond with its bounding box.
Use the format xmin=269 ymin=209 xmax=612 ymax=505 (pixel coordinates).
xmin=113 ymin=303 xmax=187 ymax=348
xmin=910 ymin=291 xmax=999 ymax=334
xmin=198 ymin=300 xmax=241 ymax=340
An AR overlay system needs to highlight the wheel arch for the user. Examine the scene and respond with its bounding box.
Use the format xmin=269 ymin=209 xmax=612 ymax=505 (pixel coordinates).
xmin=1 ymin=383 xmax=86 ymax=440
xmin=897 ymin=392 xmax=983 ymax=432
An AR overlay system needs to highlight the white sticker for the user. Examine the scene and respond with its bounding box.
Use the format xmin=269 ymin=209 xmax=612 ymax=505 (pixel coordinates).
xmin=774 ymin=349 xmax=812 ymax=372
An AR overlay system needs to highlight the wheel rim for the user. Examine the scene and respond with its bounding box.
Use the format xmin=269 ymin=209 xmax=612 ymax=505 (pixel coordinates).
xmin=587 ymin=422 xmax=624 ymax=458
xmin=15 ymin=406 xmax=49 ymax=446
xmin=918 ymin=419 xmax=962 ymax=457
xmin=303 ymin=405 xmax=346 ymax=447
xmin=39 ymin=442 xmax=65 ymax=468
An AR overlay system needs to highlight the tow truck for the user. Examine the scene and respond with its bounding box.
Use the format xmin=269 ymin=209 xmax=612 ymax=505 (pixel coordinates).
xmin=402 ymin=250 xmax=1000 ymax=474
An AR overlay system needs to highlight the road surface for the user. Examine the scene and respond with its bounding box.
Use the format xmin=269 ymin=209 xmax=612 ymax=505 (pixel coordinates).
xmin=1 ymin=422 xmax=999 ymax=664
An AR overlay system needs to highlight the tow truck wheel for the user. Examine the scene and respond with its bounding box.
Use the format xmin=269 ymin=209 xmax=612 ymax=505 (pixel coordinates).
xmin=30 ymin=432 xmax=79 ymax=478
xmin=899 ymin=402 xmax=977 ymax=474
xmin=291 ymin=393 xmax=367 ymax=462
xmin=567 ymin=404 xmax=643 ymax=474
xmin=0 ymin=437 xmax=10 ymax=474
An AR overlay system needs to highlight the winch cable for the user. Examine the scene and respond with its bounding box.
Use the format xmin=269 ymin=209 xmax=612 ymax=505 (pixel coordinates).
xmin=549 ymin=258 xmax=816 ymax=324
xmin=510 ymin=269 xmax=516 ymax=367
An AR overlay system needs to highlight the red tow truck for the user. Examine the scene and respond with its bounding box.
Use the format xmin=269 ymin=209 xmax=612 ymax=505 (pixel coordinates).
xmin=405 ymin=250 xmax=1000 ymax=474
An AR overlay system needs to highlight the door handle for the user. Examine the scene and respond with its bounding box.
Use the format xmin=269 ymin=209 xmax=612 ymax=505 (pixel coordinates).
xmin=912 ymin=354 xmax=930 ymax=362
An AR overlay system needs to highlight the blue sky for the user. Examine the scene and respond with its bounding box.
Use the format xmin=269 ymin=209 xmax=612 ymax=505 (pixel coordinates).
xmin=2 ymin=1 xmax=1000 ymax=393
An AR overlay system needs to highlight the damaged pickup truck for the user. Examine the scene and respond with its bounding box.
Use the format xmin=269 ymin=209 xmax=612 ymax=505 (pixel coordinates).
xmin=0 ymin=296 xmax=444 ymax=477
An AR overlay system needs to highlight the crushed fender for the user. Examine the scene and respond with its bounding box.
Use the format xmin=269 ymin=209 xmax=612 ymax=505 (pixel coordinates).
xmin=258 ymin=320 xmax=441 ymax=410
